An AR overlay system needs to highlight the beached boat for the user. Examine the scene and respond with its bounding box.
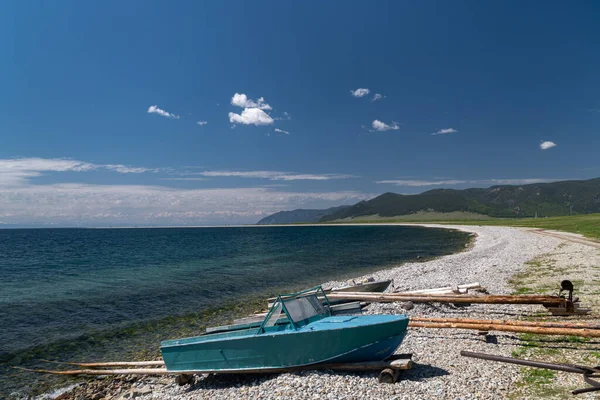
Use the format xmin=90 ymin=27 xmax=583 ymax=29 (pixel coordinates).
xmin=330 ymin=279 xmax=392 ymax=293
xmin=160 ymin=287 xmax=409 ymax=372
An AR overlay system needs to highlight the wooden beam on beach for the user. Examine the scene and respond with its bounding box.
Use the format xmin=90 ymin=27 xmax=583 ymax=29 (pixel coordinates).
xmin=400 ymin=282 xmax=483 ymax=295
xmin=16 ymin=354 xmax=413 ymax=376
xmin=325 ymin=291 xmax=564 ymax=305
xmin=411 ymin=317 xmax=600 ymax=330
xmin=409 ymin=321 xmax=600 ymax=338
xmin=13 ymin=366 xmax=172 ymax=375
xmin=40 ymin=359 xmax=165 ymax=368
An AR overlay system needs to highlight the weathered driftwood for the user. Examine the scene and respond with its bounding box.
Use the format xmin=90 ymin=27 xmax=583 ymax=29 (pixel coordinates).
xmin=409 ymin=321 xmax=600 ymax=338
xmin=325 ymin=292 xmax=563 ymax=305
xmin=411 ymin=317 xmax=600 ymax=330
xmin=400 ymin=282 xmax=483 ymax=295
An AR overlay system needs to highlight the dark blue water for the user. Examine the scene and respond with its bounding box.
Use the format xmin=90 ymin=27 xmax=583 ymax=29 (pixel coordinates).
xmin=0 ymin=225 xmax=470 ymax=397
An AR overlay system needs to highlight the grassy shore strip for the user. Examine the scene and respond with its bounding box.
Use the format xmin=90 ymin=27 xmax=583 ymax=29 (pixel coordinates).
xmin=322 ymin=213 xmax=600 ymax=239
xmin=507 ymin=241 xmax=600 ymax=399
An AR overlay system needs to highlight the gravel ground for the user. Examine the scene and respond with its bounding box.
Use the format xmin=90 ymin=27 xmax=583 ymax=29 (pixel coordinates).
xmin=40 ymin=225 xmax=599 ymax=400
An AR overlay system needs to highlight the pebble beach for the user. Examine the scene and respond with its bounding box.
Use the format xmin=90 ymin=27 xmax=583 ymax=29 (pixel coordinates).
xmin=35 ymin=225 xmax=600 ymax=400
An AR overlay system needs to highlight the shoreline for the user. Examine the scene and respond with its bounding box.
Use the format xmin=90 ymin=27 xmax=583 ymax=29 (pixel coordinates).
xmin=32 ymin=224 xmax=599 ymax=399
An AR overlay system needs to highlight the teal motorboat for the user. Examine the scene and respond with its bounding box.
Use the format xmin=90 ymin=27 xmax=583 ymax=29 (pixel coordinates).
xmin=160 ymin=287 xmax=409 ymax=373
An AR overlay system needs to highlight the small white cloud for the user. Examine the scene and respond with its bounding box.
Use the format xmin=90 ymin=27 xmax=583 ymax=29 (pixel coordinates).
xmin=375 ymin=178 xmax=564 ymax=187
xmin=274 ymin=128 xmax=290 ymax=135
xmin=350 ymin=88 xmax=370 ymax=98
xmin=372 ymin=93 xmax=385 ymax=102
xmin=199 ymin=170 xmax=355 ymax=181
xmin=196 ymin=121 xmax=208 ymax=126
xmin=147 ymin=105 xmax=179 ymax=119
xmin=0 ymin=158 xmax=156 ymax=187
xmin=540 ymin=141 xmax=557 ymax=150
xmin=432 ymin=128 xmax=457 ymax=135
xmin=376 ymin=179 xmax=467 ymax=186
xmin=230 ymin=93 xmax=272 ymax=110
xmin=228 ymin=108 xmax=274 ymax=126
xmin=371 ymin=120 xmax=399 ymax=132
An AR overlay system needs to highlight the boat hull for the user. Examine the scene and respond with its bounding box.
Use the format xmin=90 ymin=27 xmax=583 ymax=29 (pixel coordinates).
xmin=161 ymin=315 xmax=408 ymax=372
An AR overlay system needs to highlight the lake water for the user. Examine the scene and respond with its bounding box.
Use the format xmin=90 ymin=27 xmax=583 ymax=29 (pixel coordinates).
xmin=0 ymin=225 xmax=470 ymax=397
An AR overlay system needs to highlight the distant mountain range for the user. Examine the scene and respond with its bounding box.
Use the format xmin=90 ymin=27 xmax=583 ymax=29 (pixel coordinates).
xmin=256 ymin=206 xmax=351 ymax=225
xmin=257 ymin=178 xmax=600 ymax=224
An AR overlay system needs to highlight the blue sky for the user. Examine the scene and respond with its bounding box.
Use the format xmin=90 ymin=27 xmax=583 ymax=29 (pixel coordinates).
xmin=1 ymin=1 xmax=599 ymax=226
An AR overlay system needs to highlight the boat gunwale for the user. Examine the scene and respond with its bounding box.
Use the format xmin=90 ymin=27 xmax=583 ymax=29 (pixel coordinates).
xmin=160 ymin=315 xmax=409 ymax=348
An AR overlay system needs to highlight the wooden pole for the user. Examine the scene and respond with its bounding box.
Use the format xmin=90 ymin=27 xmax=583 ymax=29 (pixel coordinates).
xmin=409 ymin=321 xmax=600 ymax=338
xmin=13 ymin=366 xmax=172 ymax=375
xmin=40 ymin=360 xmax=165 ymax=367
xmin=411 ymin=317 xmax=600 ymax=330
xmin=401 ymin=282 xmax=482 ymax=295
xmin=326 ymin=292 xmax=563 ymax=305
xmin=15 ymin=356 xmax=413 ymax=376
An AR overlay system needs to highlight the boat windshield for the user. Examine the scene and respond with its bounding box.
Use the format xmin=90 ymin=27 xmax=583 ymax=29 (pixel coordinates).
xmin=262 ymin=299 xmax=283 ymax=329
xmin=282 ymin=294 xmax=328 ymax=326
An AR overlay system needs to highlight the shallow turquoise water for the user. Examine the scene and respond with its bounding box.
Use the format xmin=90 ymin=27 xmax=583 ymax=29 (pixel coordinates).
xmin=0 ymin=225 xmax=470 ymax=396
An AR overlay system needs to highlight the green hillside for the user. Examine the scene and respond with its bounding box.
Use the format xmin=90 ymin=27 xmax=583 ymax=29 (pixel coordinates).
xmin=321 ymin=178 xmax=600 ymax=221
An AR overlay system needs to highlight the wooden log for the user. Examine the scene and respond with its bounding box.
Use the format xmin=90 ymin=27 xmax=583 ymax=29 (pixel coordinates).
xmin=13 ymin=366 xmax=172 ymax=375
xmin=409 ymin=322 xmax=600 ymax=338
xmin=16 ymin=355 xmax=413 ymax=376
xmin=401 ymin=282 xmax=482 ymax=295
xmin=40 ymin=359 xmax=165 ymax=367
xmin=378 ymin=368 xmax=398 ymax=384
xmin=411 ymin=317 xmax=600 ymax=330
xmin=326 ymin=292 xmax=563 ymax=305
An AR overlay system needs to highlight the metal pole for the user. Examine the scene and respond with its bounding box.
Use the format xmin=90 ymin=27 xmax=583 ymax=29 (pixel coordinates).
xmin=460 ymin=351 xmax=584 ymax=374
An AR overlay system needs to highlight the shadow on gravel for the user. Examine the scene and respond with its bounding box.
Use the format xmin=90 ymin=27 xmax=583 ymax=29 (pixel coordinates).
xmin=188 ymin=372 xmax=279 ymax=390
xmin=184 ymin=363 xmax=450 ymax=392
xmin=396 ymin=363 xmax=449 ymax=381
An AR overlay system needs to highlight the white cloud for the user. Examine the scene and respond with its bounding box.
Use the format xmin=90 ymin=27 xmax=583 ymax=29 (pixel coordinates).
xmin=372 ymin=93 xmax=384 ymax=102
xmin=147 ymin=105 xmax=179 ymax=119
xmin=228 ymin=93 xmax=276 ymax=126
xmin=198 ymin=170 xmax=355 ymax=181
xmin=274 ymin=128 xmax=290 ymax=135
xmin=540 ymin=141 xmax=557 ymax=150
xmin=0 ymin=157 xmax=373 ymax=225
xmin=229 ymin=108 xmax=274 ymax=126
xmin=0 ymin=158 xmax=155 ymax=187
xmin=371 ymin=120 xmax=399 ymax=132
xmin=376 ymin=178 xmax=563 ymax=187
xmin=376 ymin=179 xmax=468 ymax=186
xmin=350 ymin=88 xmax=370 ymax=98
xmin=432 ymin=128 xmax=457 ymax=135
xmin=0 ymin=184 xmax=371 ymax=226
xmin=196 ymin=121 xmax=208 ymax=126
xmin=230 ymin=93 xmax=272 ymax=110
